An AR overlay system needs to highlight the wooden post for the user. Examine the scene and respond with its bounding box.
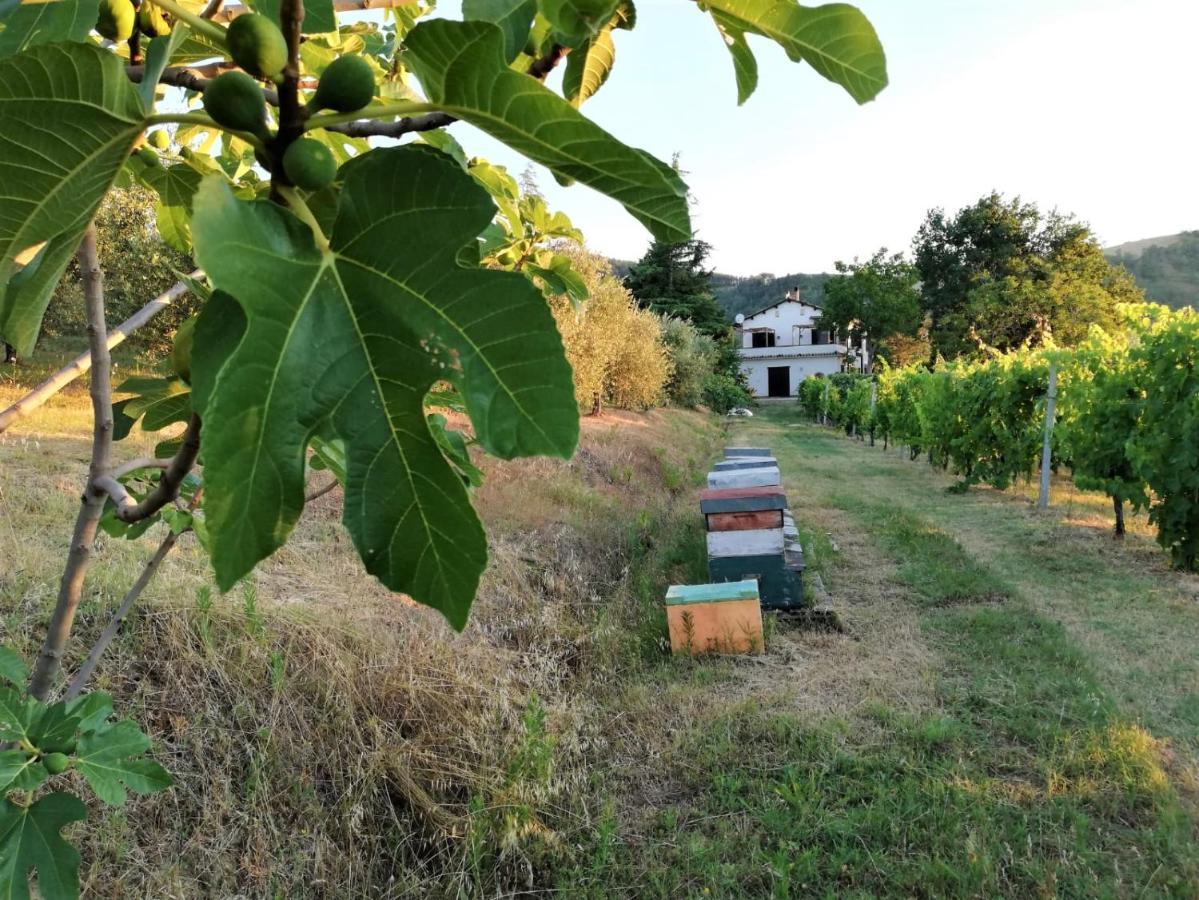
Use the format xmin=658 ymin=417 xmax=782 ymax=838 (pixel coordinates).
xmin=1037 ymin=360 xmax=1058 ymax=510
xmin=821 ymin=380 xmax=829 ymax=426
xmin=869 ymin=380 xmax=877 ymax=446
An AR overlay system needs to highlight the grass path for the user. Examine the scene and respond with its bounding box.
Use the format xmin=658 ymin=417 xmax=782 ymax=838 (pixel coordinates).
xmin=749 ymin=409 xmax=1199 ymax=766
xmin=567 ymin=409 xmax=1199 ymax=897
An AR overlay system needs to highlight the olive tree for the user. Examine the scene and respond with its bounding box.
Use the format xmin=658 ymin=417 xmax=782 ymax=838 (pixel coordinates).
xmin=0 ymin=0 xmax=886 ymax=892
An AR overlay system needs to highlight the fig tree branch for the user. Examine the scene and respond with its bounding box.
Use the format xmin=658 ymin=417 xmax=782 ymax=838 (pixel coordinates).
xmin=527 ymin=44 xmax=567 ymax=80
xmin=306 ymin=478 xmax=340 ymax=502
xmin=0 ymin=274 xmax=199 ymax=436
xmin=208 ymin=0 xmax=411 ymax=21
xmin=112 ymin=414 xmax=202 ymax=524
xmin=112 ymin=457 xmax=172 ymax=479
xmin=63 ymin=489 xmax=200 ymax=701
xmin=27 ymin=223 xmax=114 ymax=701
xmin=269 ymin=0 xmax=306 ymax=200
xmin=93 ymin=475 xmax=136 ymax=512
xmin=324 ymin=112 xmax=457 ymax=138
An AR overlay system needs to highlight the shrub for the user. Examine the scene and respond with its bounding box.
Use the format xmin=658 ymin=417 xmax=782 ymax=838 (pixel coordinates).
xmin=658 ymin=315 xmax=718 ymax=407
xmin=40 ymin=186 xmax=197 ymax=356
xmin=548 ymin=248 xmax=671 ymax=413
xmin=702 ymin=373 xmax=751 ymax=414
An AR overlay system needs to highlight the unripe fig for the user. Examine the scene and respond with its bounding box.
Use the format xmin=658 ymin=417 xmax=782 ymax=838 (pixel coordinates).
xmin=42 ymin=753 xmax=70 ymax=775
xmin=171 ymin=315 xmax=197 ymax=383
xmin=282 ymin=138 xmax=337 ymax=191
xmin=226 ymin=13 xmax=288 ymax=80
xmin=96 ymin=0 xmax=136 ymax=42
xmin=137 ymin=2 xmax=171 ymax=37
xmin=135 ymin=146 xmax=162 ymax=167
xmin=203 ymin=71 xmax=268 ymax=136
xmin=147 ymin=129 xmax=170 ymax=150
xmin=311 ymin=55 xmax=375 ymax=113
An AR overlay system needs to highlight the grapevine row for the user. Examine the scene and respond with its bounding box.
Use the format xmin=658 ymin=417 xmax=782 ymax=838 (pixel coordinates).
xmin=799 ymin=303 xmax=1199 ymax=569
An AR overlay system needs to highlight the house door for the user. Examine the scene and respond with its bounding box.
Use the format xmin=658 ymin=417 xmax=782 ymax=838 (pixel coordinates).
xmin=767 ymin=366 xmax=790 ymax=397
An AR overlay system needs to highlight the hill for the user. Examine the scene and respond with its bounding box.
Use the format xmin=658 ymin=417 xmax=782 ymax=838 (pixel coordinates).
xmin=1105 ymin=231 xmax=1199 ymax=310
xmin=709 ymin=271 xmax=830 ymax=318
xmin=610 ymin=258 xmax=831 ymax=323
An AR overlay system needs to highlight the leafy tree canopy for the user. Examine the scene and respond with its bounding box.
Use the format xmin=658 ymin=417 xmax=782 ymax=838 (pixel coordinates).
xmin=817 ymin=248 xmax=921 ymax=367
xmin=913 ymin=192 xmax=1142 ymax=358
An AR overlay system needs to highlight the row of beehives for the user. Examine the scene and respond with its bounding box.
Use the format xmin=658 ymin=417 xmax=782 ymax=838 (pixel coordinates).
xmin=664 ymin=447 xmax=804 ymax=655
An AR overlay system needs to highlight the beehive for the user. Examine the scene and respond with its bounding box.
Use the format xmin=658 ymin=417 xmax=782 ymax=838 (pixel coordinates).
xmin=711 ymin=457 xmax=779 ymax=472
xmin=664 ymin=579 xmax=764 ymax=655
xmin=706 ymin=467 xmax=781 ymax=489
xmin=723 ymin=447 xmax=772 ymax=458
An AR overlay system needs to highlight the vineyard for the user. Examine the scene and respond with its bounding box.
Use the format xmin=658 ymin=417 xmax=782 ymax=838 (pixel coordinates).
xmin=799 ymin=302 xmax=1199 ymax=569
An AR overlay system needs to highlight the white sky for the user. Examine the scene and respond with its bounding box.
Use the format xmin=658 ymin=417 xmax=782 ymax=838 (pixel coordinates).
xmin=446 ymin=0 xmax=1199 ymax=274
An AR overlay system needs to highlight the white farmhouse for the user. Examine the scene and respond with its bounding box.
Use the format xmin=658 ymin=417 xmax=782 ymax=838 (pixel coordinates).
xmin=734 ymin=289 xmax=868 ymax=398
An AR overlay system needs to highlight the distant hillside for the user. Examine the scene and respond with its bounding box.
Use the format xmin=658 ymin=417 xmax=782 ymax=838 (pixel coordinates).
xmin=709 ymin=272 xmax=830 ymax=319
xmin=1105 ymin=231 xmax=1199 ymax=310
xmin=610 ymin=259 xmax=831 ymax=322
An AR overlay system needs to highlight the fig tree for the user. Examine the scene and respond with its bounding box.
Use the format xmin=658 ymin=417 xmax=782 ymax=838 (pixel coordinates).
xmin=95 ymin=0 xmax=136 ymax=42
xmin=203 ymin=71 xmax=268 ymax=136
xmin=226 ymin=13 xmax=288 ymax=80
xmin=282 ymin=138 xmax=337 ymax=191
xmin=171 ymin=315 xmax=197 ymax=383
xmin=42 ymin=752 xmax=70 ymax=775
xmin=147 ymin=129 xmax=170 ymax=150
xmin=136 ymin=2 xmax=171 ymax=37
xmin=311 ymin=55 xmax=375 ymax=113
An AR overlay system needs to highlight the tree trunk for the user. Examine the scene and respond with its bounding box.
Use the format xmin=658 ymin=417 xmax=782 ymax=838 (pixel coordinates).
xmin=590 ymin=392 xmax=602 ymax=416
xmin=28 ymin=224 xmax=113 ymax=700
xmin=1113 ymin=496 xmax=1125 ymax=539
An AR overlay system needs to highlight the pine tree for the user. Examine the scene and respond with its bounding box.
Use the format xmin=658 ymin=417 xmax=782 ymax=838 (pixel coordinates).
xmin=624 ymin=238 xmax=729 ymax=337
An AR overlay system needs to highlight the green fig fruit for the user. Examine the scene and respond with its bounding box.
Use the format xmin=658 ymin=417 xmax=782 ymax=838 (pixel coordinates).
xmin=147 ymin=129 xmax=170 ymax=150
xmin=136 ymin=2 xmax=171 ymax=37
xmin=96 ymin=0 xmax=136 ymax=42
xmin=171 ymin=315 xmax=197 ymax=383
xmin=226 ymin=13 xmax=288 ymax=80
xmin=135 ymin=146 xmax=162 ymax=167
xmin=42 ymin=753 xmax=70 ymax=775
xmin=203 ymin=71 xmax=268 ymax=136
xmin=282 ymin=138 xmax=337 ymax=191
xmin=311 ymin=55 xmax=375 ymax=113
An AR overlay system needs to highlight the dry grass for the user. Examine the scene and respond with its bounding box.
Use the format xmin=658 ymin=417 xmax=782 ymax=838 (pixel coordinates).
xmin=1 ymin=368 xmax=724 ymax=897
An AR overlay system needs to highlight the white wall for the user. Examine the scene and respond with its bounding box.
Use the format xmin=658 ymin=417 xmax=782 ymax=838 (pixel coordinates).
xmin=741 ymin=300 xmax=825 ymax=347
xmin=741 ymin=355 xmax=843 ymax=397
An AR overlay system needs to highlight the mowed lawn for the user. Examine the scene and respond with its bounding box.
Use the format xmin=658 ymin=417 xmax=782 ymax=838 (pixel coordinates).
xmin=569 ymin=406 xmax=1199 ymax=898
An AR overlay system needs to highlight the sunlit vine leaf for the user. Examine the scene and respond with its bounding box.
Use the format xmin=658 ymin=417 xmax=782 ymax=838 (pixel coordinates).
xmin=190 ymin=145 xmax=578 ymax=627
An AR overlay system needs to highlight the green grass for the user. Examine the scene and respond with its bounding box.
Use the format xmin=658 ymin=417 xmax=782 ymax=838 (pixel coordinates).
xmin=555 ymin=412 xmax=1199 ymax=898
xmin=868 ymin=505 xmax=1010 ymax=606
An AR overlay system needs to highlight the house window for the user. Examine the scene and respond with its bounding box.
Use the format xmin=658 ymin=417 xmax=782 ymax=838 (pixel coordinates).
xmin=751 ymin=331 xmax=775 ymax=348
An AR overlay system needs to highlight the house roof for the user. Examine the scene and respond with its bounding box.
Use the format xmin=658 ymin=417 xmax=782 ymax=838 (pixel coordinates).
xmin=740 ymin=295 xmax=823 ymax=321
